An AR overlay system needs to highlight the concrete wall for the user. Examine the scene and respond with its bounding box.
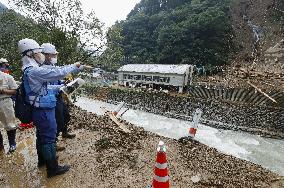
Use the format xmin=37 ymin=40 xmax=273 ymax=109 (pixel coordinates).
xmin=188 ymin=85 xmax=284 ymax=108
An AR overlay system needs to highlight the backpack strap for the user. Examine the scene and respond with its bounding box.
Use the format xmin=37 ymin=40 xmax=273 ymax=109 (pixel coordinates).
xmin=22 ymin=66 xmax=44 ymax=107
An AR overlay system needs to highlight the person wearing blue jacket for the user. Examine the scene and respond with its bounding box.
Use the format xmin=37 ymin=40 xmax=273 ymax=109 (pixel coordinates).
xmin=41 ymin=43 xmax=76 ymax=142
xmin=18 ymin=38 xmax=84 ymax=178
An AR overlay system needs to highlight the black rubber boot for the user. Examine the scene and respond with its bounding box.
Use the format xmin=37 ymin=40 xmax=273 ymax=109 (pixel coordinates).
xmin=46 ymin=159 xmax=70 ymax=178
xmin=38 ymin=155 xmax=59 ymax=168
xmin=37 ymin=150 xmax=45 ymax=167
xmin=7 ymin=129 xmax=16 ymax=152
xmin=42 ymin=143 xmax=69 ymax=178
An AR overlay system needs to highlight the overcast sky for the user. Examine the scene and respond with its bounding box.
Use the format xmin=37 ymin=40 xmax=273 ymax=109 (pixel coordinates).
xmin=0 ymin=0 xmax=140 ymax=27
xmin=81 ymin=0 xmax=140 ymax=27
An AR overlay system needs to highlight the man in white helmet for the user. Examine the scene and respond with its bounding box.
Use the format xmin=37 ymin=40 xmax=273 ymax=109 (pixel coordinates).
xmin=41 ymin=43 xmax=76 ymax=148
xmin=0 ymin=67 xmax=18 ymax=153
xmin=18 ymin=38 xmax=84 ymax=178
xmin=41 ymin=43 xmax=59 ymax=65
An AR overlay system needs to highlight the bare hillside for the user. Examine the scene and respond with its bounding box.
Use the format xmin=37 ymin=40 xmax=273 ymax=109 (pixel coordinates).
xmin=196 ymin=0 xmax=284 ymax=93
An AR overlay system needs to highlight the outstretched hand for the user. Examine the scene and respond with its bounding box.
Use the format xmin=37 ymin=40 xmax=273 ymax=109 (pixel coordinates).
xmin=74 ymin=62 xmax=82 ymax=68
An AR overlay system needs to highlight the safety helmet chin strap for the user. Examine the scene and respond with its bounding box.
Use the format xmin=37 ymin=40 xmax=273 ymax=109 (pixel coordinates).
xmin=21 ymin=50 xmax=30 ymax=57
xmin=22 ymin=48 xmax=42 ymax=58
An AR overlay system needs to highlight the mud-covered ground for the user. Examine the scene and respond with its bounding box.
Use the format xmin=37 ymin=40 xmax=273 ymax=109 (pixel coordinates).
xmin=0 ymin=106 xmax=283 ymax=188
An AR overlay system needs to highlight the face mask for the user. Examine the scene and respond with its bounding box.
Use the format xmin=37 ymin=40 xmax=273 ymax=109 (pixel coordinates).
xmin=50 ymin=58 xmax=57 ymax=65
xmin=35 ymin=53 xmax=45 ymax=65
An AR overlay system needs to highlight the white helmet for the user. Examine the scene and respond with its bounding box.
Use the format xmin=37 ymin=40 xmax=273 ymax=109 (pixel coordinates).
xmin=41 ymin=43 xmax=59 ymax=54
xmin=0 ymin=58 xmax=8 ymax=63
xmin=18 ymin=38 xmax=42 ymax=56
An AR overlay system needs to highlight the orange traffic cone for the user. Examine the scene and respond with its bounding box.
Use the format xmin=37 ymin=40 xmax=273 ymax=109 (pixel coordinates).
xmin=188 ymin=109 xmax=202 ymax=138
xmin=188 ymin=126 xmax=197 ymax=138
xmin=152 ymin=141 xmax=169 ymax=188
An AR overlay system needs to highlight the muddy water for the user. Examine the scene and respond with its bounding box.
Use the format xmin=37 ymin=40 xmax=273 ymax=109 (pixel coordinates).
xmin=75 ymin=97 xmax=284 ymax=176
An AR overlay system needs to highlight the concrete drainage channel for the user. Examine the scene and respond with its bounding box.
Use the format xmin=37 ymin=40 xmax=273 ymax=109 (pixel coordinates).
xmin=75 ymin=97 xmax=284 ymax=176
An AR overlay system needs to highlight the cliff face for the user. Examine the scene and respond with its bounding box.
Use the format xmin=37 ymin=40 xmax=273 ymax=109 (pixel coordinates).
xmin=230 ymin=0 xmax=284 ymax=74
xmin=196 ymin=0 xmax=284 ymax=96
xmin=231 ymin=0 xmax=283 ymax=60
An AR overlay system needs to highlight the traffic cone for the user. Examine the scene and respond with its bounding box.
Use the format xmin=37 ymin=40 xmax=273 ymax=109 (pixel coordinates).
xmin=188 ymin=126 xmax=197 ymax=138
xmin=112 ymin=101 xmax=125 ymax=116
xmin=188 ymin=109 xmax=202 ymax=138
xmin=152 ymin=141 xmax=169 ymax=188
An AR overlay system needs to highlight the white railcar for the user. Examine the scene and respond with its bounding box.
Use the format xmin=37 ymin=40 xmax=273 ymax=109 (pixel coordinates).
xmin=117 ymin=64 xmax=193 ymax=93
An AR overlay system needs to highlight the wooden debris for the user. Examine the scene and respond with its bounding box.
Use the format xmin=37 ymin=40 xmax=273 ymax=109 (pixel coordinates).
xmin=247 ymin=81 xmax=277 ymax=103
xmin=101 ymin=107 xmax=131 ymax=133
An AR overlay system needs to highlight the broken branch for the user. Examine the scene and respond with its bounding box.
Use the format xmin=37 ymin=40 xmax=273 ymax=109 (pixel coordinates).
xmin=247 ymin=81 xmax=277 ymax=103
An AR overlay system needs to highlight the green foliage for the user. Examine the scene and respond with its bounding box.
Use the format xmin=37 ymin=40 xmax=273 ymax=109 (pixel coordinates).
xmin=157 ymin=4 xmax=232 ymax=65
xmin=12 ymin=0 xmax=105 ymax=61
xmin=0 ymin=0 xmax=105 ymax=79
xmin=96 ymin=24 xmax=125 ymax=71
xmin=122 ymin=13 xmax=161 ymax=64
xmin=101 ymin=0 xmax=234 ymax=70
xmin=0 ymin=10 xmax=49 ymax=78
xmin=0 ymin=10 xmax=81 ymax=78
